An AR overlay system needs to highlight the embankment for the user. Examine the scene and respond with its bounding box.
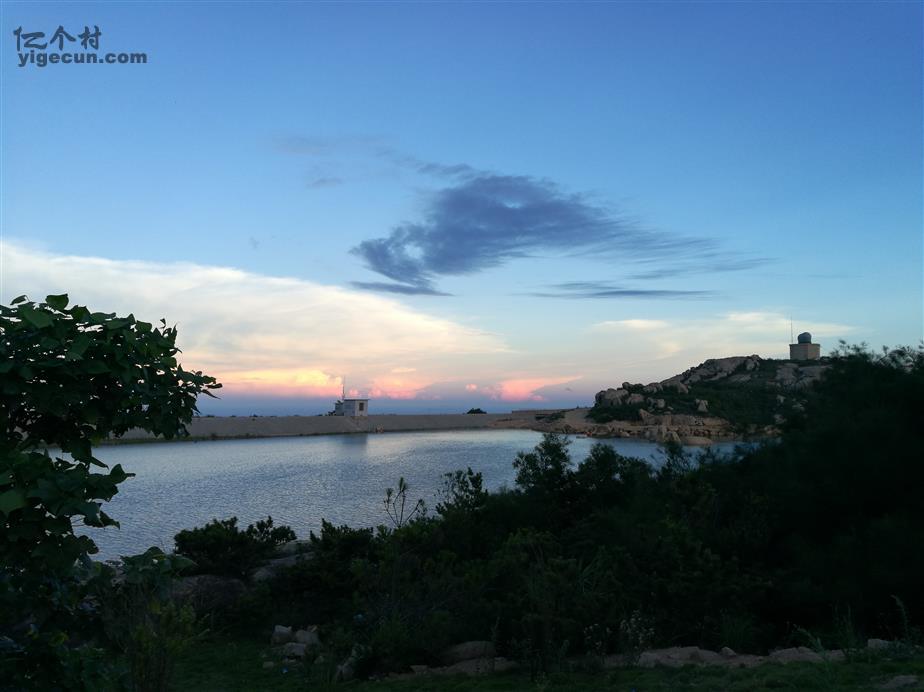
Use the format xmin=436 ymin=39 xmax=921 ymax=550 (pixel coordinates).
xmin=116 ymin=411 xmax=551 ymax=442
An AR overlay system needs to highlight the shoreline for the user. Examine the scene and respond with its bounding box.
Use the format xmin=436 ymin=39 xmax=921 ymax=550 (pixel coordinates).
xmin=108 ymin=408 xmax=754 ymax=446
xmin=109 ymin=411 xmax=548 ymax=444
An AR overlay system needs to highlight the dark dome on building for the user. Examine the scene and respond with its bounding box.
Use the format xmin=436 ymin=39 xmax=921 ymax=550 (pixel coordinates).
xmin=797 ymin=332 xmax=812 ymax=344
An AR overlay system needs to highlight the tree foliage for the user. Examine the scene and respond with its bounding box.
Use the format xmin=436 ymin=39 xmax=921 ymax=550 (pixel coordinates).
xmin=0 ymin=294 xmax=220 ymax=688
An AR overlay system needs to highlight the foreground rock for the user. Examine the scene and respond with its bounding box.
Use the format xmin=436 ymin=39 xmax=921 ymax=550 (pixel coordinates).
xmin=440 ymin=640 xmax=496 ymax=665
xmin=172 ymin=574 xmax=246 ymax=612
xmin=878 ymin=675 xmax=919 ymax=690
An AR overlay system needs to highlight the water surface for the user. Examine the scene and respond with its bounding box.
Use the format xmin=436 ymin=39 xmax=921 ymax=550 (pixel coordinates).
xmin=83 ymin=430 xmax=742 ymax=560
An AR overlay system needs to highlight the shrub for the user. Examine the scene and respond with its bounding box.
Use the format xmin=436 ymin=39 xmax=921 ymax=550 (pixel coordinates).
xmin=173 ymin=516 xmax=295 ymax=578
xmin=0 ymin=294 xmax=219 ymax=687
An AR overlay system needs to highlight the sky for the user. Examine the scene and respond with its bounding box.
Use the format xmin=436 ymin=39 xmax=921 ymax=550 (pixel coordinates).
xmin=1 ymin=1 xmax=921 ymax=414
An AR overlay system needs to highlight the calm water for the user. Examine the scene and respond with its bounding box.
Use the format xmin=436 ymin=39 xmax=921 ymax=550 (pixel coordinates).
xmin=82 ymin=430 xmax=742 ymax=560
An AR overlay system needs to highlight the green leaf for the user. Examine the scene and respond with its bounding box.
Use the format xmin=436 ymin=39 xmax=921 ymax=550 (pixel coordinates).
xmin=106 ymin=318 xmax=132 ymax=330
xmin=11 ymin=295 xmax=28 ymax=304
xmin=68 ymin=334 xmax=91 ymax=357
xmin=0 ymin=489 xmax=27 ymax=515
xmin=83 ymin=361 xmax=110 ymax=375
xmin=19 ymin=305 xmax=53 ymax=329
xmin=45 ymin=294 xmax=69 ymax=310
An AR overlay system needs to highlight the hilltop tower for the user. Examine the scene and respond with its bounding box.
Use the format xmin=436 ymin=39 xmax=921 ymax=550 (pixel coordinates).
xmin=789 ymin=332 xmax=821 ymax=361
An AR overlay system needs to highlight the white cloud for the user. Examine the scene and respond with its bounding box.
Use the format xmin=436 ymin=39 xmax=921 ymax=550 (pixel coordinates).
xmin=593 ymin=319 xmax=669 ymax=331
xmin=0 ymin=241 xmax=507 ymax=396
xmin=589 ymin=311 xmax=855 ymax=372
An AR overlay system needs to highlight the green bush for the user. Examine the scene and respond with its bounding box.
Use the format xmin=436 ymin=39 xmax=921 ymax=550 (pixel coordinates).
xmin=173 ymin=516 xmax=296 ymax=578
xmin=0 ymin=294 xmax=219 ymax=688
xmin=179 ymin=344 xmax=924 ymax=679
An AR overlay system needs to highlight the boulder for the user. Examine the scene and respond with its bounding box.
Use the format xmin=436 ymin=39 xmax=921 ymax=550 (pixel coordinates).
xmin=459 ymin=657 xmax=513 ymax=675
xmin=769 ymin=646 xmax=823 ymax=664
xmin=172 ymin=574 xmax=246 ymax=612
xmin=637 ymin=646 xmax=700 ymax=668
xmin=282 ymin=642 xmax=307 ymax=659
xmin=689 ymin=648 xmax=724 ymax=664
xmin=664 ymin=430 xmax=681 ymax=444
xmin=695 ymin=399 xmax=709 ymax=413
xmin=335 ymin=647 xmax=361 ymax=682
xmin=441 ymin=641 xmax=496 ymax=665
xmin=595 ymin=388 xmax=626 ymax=406
xmin=270 ymin=625 xmax=293 ymax=645
xmin=638 ymin=409 xmax=656 ymax=423
xmin=627 ymin=393 xmax=645 ymax=405
xmin=868 ymin=638 xmax=891 ymax=650
xmin=720 ymin=647 xmax=737 ymax=658
xmin=294 ymin=627 xmax=320 ymax=647
xmin=252 ymin=554 xmax=304 ymax=582
xmin=878 ymin=675 xmax=919 ymax=690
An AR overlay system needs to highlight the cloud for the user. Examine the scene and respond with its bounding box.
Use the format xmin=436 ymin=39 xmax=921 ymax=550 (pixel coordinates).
xmin=527 ymin=281 xmax=714 ymax=299
xmin=350 ymin=281 xmax=451 ymax=296
xmin=590 ymin=311 xmax=855 ymax=364
xmin=351 ymin=174 xmax=761 ymax=295
xmin=1 ymin=241 xmax=506 ymax=399
xmin=479 ymin=376 xmax=580 ymax=402
xmin=277 ymin=136 xmax=481 ymax=181
xmin=627 ymin=256 xmax=772 ymax=280
xmin=595 ymin=319 xmax=670 ymax=331
xmin=276 ymin=136 xmax=768 ymax=297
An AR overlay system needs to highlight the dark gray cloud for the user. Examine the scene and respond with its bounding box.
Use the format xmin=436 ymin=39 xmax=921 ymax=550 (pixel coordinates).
xmin=350 ymin=174 xmax=747 ymax=294
xmin=626 ymin=256 xmax=772 ymax=280
xmin=350 ymin=281 xmax=450 ymax=296
xmin=276 ymin=136 xmax=768 ymax=296
xmin=277 ymin=135 xmax=482 ymax=183
xmin=526 ymin=281 xmax=714 ymax=299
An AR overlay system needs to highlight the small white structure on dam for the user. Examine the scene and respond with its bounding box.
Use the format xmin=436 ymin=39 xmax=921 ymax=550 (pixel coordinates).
xmin=332 ymin=398 xmax=369 ymax=417
xmin=789 ymin=332 xmax=821 ymax=361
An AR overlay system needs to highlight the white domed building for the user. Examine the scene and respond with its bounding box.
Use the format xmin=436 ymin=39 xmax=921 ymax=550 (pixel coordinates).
xmin=789 ymin=332 xmax=821 ymax=361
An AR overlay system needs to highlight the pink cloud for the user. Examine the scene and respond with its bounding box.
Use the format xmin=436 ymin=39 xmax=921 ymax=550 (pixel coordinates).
xmin=481 ymin=376 xmax=578 ymax=402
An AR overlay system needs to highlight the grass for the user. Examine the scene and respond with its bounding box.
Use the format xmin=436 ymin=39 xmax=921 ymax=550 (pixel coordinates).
xmin=172 ymin=635 xmax=924 ymax=691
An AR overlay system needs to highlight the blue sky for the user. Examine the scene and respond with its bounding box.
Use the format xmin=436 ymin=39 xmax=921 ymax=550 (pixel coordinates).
xmin=1 ymin=1 xmax=921 ymax=413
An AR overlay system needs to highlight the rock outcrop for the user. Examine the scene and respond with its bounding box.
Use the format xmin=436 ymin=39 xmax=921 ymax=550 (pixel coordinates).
xmin=579 ymin=355 xmax=832 ymax=443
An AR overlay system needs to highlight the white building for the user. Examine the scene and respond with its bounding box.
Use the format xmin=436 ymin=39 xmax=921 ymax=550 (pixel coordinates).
xmin=333 ymin=398 xmax=369 ymax=417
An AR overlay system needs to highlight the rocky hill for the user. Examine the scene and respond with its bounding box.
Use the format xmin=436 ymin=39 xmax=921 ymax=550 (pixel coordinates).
xmin=524 ymin=356 xmax=829 ymax=445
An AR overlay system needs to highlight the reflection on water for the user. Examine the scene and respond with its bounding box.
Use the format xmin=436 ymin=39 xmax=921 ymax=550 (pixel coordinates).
xmin=82 ymin=430 xmax=743 ymax=560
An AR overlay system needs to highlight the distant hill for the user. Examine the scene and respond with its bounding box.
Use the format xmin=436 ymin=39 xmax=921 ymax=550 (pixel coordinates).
xmin=591 ymin=355 xmax=829 ymax=430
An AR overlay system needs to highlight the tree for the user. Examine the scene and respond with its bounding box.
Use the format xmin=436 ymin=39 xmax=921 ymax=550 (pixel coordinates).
xmin=512 ymin=433 xmax=573 ymax=497
xmin=0 ymin=294 xmax=220 ymax=687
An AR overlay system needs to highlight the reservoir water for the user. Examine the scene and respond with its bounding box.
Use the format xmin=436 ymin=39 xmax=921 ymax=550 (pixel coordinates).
xmin=83 ymin=430 xmax=743 ymax=560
